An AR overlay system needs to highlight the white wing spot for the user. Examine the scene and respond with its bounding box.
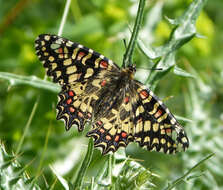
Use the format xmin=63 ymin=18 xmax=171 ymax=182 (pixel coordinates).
xmin=55 ymin=38 xmax=63 ymax=44
xmin=99 ymin=54 xmax=105 ymax=59
xmin=165 ymin=108 xmax=170 ymax=114
xmin=149 ymin=91 xmax=154 ymax=96
xmin=108 ymin=59 xmax=113 ymax=65
xmin=89 ymin=49 xmax=94 ymax=53
xmin=44 ymin=35 xmax=50 ymax=41
xmin=170 ymin=118 xmax=176 ymax=124
xmin=66 ymin=42 xmax=73 ymax=47
xmin=158 ymin=100 xmax=163 ymax=105
xmin=78 ymin=44 xmax=84 ymax=48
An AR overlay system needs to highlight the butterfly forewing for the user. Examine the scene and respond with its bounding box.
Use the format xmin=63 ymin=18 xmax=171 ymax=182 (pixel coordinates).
xmin=35 ymin=34 xmax=189 ymax=155
xmin=131 ymin=81 xmax=189 ymax=153
xmin=35 ymin=34 xmax=120 ymax=84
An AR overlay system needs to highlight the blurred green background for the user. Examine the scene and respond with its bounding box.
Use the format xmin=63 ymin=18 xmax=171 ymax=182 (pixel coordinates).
xmin=0 ymin=0 xmax=223 ymax=189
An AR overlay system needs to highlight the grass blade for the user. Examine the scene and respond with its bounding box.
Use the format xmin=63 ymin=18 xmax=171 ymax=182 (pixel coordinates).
xmin=73 ymin=138 xmax=94 ymax=189
xmin=163 ymin=153 xmax=215 ymax=190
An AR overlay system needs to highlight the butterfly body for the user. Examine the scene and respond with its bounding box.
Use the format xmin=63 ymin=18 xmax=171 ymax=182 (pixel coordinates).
xmin=35 ymin=34 xmax=189 ymax=155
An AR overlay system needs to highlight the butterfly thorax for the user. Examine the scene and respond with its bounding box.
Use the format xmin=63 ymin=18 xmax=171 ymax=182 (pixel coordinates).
xmin=90 ymin=65 xmax=135 ymax=122
xmin=121 ymin=64 xmax=136 ymax=81
xmin=93 ymin=68 xmax=134 ymax=121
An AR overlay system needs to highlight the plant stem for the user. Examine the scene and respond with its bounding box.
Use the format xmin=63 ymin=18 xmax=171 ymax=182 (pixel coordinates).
xmin=16 ymin=98 xmax=39 ymax=154
xmin=0 ymin=0 xmax=30 ymax=35
xmin=58 ymin=0 xmax=71 ymax=36
xmin=36 ymin=123 xmax=52 ymax=176
xmin=164 ymin=153 xmax=214 ymax=190
xmin=73 ymin=138 xmax=94 ymax=189
xmin=122 ymin=0 xmax=146 ymax=68
xmin=93 ymin=160 xmax=108 ymax=190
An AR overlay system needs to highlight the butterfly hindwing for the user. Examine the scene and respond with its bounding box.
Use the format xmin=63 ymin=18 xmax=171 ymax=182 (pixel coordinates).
xmin=56 ymin=82 xmax=91 ymax=131
xmin=86 ymin=91 xmax=135 ymax=154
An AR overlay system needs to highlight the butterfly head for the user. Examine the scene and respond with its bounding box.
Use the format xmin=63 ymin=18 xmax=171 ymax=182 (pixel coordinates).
xmin=128 ymin=64 xmax=136 ymax=73
xmin=122 ymin=64 xmax=136 ymax=80
xmin=123 ymin=64 xmax=136 ymax=80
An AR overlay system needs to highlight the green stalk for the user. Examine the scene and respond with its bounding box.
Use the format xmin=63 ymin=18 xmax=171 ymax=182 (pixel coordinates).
xmin=164 ymin=153 xmax=215 ymax=190
xmin=58 ymin=0 xmax=71 ymax=36
xmin=73 ymin=138 xmax=94 ymax=189
xmin=16 ymin=97 xmax=39 ymax=154
xmin=122 ymin=0 xmax=146 ymax=68
xmin=93 ymin=160 xmax=108 ymax=190
xmin=36 ymin=124 xmax=52 ymax=176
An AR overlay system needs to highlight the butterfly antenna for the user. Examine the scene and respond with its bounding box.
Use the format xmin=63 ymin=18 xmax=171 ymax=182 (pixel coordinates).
xmin=152 ymin=68 xmax=163 ymax=71
xmin=137 ymin=67 xmax=163 ymax=71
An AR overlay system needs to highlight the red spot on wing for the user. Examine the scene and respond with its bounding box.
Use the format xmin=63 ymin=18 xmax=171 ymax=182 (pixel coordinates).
xmin=87 ymin=113 xmax=92 ymax=119
xmin=101 ymin=80 xmax=106 ymax=86
xmin=78 ymin=112 xmax=84 ymax=118
xmin=121 ymin=132 xmax=127 ymax=138
xmin=58 ymin=48 xmax=63 ymax=53
xmin=66 ymin=98 xmax=72 ymax=105
xmin=100 ymin=61 xmax=108 ymax=69
xmin=106 ymin=135 xmax=112 ymax=141
xmin=99 ymin=128 xmax=105 ymax=133
xmin=165 ymin=128 xmax=172 ymax=134
xmin=114 ymin=135 xmax=120 ymax=142
xmin=69 ymin=107 xmax=75 ymax=113
xmin=124 ymin=96 xmax=129 ymax=103
xmin=97 ymin=120 xmax=102 ymax=126
xmin=68 ymin=90 xmax=74 ymax=97
xmin=154 ymin=109 xmax=162 ymax=118
xmin=77 ymin=51 xmax=85 ymax=60
xmin=140 ymin=90 xmax=148 ymax=99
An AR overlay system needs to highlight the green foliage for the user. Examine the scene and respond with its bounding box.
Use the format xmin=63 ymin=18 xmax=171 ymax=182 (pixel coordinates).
xmin=0 ymin=143 xmax=42 ymax=190
xmin=0 ymin=72 xmax=59 ymax=93
xmin=164 ymin=153 xmax=214 ymax=190
xmin=73 ymin=138 xmax=94 ymax=189
xmin=0 ymin=0 xmax=222 ymax=189
xmin=141 ymin=0 xmax=207 ymax=89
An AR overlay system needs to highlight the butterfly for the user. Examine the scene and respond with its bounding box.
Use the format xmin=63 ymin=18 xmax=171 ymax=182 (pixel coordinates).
xmin=35 ymin=34 xmax=189 ymax=155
